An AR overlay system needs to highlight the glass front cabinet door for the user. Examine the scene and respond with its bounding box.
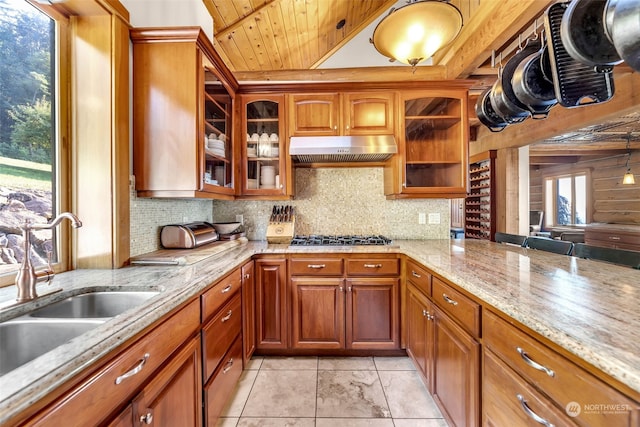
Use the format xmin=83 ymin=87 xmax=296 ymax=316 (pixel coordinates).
xmin=386 ymin=89 xmax=468 ymax=199
xmin=240 ymin=94 xmax=290 ymax=198
xmin=202 ymin=62 xmax=234 ymax=196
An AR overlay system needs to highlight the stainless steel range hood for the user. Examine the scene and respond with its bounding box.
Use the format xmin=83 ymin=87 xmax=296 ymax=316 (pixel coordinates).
xmin=289 ymin=135 xmax=397 ymax=163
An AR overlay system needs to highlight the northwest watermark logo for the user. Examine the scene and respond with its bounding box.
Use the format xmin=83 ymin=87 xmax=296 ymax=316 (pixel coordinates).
xmin=566 ymin=401 xmax=632 ymax=417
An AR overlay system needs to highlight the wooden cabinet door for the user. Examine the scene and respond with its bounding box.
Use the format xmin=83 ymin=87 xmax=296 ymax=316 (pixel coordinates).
xmin=345 ymin=278 xmax=400 ymax=350
xmin=241 ymin=260 xmax=256 ymax=365
xmin=291 ymin=277 xmax=345 ymax=349
xmin=132 ymin=336 xmax=202 ymax=427
xmin=406 ymin=283 xmax=434 ymax=391
xmin=105 ymin=404 xmax=132 ymax=427
xmin=344 ymin=92 xmax=395 ymax=135
xmin=255 ymin=258 xmax=288 ymax=349
xmin=289 ymin=93 xmax=340 ymax=136
xmin=432 ymin=306 xmax=479 ymax=427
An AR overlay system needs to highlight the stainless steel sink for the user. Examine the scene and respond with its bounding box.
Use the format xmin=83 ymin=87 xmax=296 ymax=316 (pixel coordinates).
xmin=28 ymin=291 xmax=160 ymax=319
xmin=0 ymin=290 xmax=161 ymax=376
xmin=0 ymin=319 xmax=103 ymax=375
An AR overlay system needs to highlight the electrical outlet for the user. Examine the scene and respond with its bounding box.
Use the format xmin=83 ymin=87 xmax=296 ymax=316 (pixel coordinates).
xmin=428 ymin=213 xmax=441 ymax=224
xmin=236 ymin=214 xmax=244 ymax=225
xmin=418 ymin=213 xmax=426 ymax=224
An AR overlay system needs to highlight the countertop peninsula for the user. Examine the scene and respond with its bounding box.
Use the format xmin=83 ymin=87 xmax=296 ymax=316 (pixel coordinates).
xmin=0 ymin=238 xmax=638 ymax=424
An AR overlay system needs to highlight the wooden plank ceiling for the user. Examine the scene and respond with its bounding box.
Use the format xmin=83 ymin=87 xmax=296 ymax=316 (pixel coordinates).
xmin=202 ymin=0 xmax=397 ymax=72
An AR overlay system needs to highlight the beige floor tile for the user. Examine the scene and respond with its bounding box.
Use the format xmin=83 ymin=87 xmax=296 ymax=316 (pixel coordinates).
xmin=392 ymin=419 xmax=449 ymax=427
xmin=242 ymin=370 xmax=317 ymax=417
xmin=318 ymin=356 xmax=376 ymax=370
xmin=215 ymin=417 xmax=238 ymax=427
xmin=236 ymin=418 xmax=315 ymax=427
xmin=315 ymin=418 xmax=394 ymax=426
xmin=245 ymin=356 xmax=263 ymax=370
xmin=316 ymin=370 xmax=391 ymax=418
xmin=373 ymin=356 xmax=415 ymax=371
xmin=221 ymin=369 xmax=259 ymax=417
xmin=260 ymin=356 xmax=318 ymax=370
xmin=378 ymin=370 xmax=443 ymax=419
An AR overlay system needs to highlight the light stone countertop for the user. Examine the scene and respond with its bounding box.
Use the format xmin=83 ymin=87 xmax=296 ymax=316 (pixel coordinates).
xmin=0 ymin=238 xmax=639 ymax=424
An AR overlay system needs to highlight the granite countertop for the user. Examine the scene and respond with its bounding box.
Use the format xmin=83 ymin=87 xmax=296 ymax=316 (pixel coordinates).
xmin=0 ymin=238 xmax=639 ymax=423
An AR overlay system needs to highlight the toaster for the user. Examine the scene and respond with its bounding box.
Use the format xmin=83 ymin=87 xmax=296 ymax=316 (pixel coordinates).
xmin=160 ymin=222 xmax=218 ymax=249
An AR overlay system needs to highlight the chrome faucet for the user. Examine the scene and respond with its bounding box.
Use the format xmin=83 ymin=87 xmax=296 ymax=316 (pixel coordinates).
xmin=15 ymin=212 xmax=82 ymax=303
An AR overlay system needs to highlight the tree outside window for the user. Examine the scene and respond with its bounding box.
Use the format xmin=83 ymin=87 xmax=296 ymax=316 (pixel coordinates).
xmin=545 ymin=173 xmax=588 ymax=227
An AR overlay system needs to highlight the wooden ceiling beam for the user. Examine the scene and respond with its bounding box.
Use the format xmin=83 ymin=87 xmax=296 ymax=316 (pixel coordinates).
xmin=435 ymin=0 xmax=554 ymax=79
xmin=232 ymin=65 xmax=448 ymax=82
xmin=472 ymin=72 xmax=640 ymax=156
xmin=529 ymin=156 xmax=580 ymax=164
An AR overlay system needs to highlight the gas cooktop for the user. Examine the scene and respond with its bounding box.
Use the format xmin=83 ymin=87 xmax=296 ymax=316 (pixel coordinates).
xmin=289 ymin=235 xmax=393 ymax=246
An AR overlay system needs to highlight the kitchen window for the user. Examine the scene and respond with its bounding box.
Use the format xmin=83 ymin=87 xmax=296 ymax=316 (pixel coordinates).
xmin=0 ymin=0 xmax=70 ymax=287
xmin=544 ymin=172 xmax=589 ymax=227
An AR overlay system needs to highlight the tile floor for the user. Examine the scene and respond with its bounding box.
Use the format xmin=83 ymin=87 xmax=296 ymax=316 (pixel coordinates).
xmin=216 ymin=356 xmax=448 ymax=427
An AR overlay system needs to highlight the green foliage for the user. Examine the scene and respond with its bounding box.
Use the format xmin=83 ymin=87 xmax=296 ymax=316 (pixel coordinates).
xmin=0 ymin=0 xmax=53 ymax=160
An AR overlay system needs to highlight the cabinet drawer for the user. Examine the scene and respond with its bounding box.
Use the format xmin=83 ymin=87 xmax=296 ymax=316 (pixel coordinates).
xmin=484 ymin=310 xmax=639 ymax=427
xmin=483 ymin=349 xmax=577 ymax=427
xmin=201 ymin=268 xmax=241 ymax=322
xmin=202 ymin=293 xmax=242 ymax=381
xmin=347 ymin=259 xmax=399 ymax=276
xmin=432 ymin=277 xmax=480 ymax=337
xmin=290 ymin=258 xmax=344 ymax=276
xmin=29 ymin=299 xmax=200 ymax=426
xmin=406 ymin=259 xmax=431 ymax=295
xmin=204 ymin=336 xmax=243 ymax=426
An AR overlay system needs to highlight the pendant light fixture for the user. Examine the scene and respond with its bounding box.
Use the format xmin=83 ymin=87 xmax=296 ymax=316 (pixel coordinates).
xmin=622 ymin=133 xmax=635 ymax=185
xmin=371 ymin=0 xmax=463 ymax=70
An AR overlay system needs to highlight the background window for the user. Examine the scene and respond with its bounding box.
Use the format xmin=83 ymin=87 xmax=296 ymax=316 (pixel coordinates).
xmin=0 ymin=0 xmax=56 ymax=279
xmin=544 ymin=173 xmax=588 ymax=226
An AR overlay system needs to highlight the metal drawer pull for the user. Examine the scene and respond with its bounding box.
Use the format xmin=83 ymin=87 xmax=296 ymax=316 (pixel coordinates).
xmin=364 ymin=263 xmax=383 ymax=268
xmin=608 ymin=236 xmax=621 ymax=240
xmin=412 ymin=271 xmax=421 ymax=278
xmin=517 ymin=347 xmax=555 ymax=377
xmin=517 ymin=394 xmax=555 ymax=427
xmin=115 ymin=353 xmax=149 ymax=384
xmin=223 ymin=358 xmax=234 ymax=373
xmin=307 ymin=264 xmax=326 ymax=269
xmin=422 ymin=309 xmax=434 ymax=320
xmin=442 ymin=294 xmax=458 ymax=306
xmin=221 ymin=285 xmax=233 ymax=293
xmin=140 ymin=413 xmax=153 ymax=424
xmin=221 ymin=310 xmax=233 ymax=322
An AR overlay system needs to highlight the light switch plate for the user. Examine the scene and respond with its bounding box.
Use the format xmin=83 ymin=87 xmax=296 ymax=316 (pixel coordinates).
xmin=428 ymin=213 xmax=441 ymax=224
xmin=418 ymin=213 xmax=426 ymax=224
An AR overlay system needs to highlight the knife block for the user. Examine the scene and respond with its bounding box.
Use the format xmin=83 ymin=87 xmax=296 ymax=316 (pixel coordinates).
xmin=266 ymin=216 xmax=295 ymax=244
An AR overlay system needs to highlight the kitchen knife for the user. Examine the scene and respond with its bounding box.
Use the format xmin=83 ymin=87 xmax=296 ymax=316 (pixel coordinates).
xmin=271 ymin=205 xmax=277 ymax=222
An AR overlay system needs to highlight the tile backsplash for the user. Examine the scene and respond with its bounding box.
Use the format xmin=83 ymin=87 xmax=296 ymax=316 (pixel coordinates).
xmin=130 ymin=168 xmax=451 ymax=256
xmin=213 ymin=168 xmax=450 ymax=241
xmin=130 ymin=194 xmax=213 ymax=256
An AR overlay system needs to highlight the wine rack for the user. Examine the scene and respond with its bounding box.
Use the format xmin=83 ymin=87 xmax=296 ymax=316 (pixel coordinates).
xmin=465 ymin=150 xmax=496 ymax=241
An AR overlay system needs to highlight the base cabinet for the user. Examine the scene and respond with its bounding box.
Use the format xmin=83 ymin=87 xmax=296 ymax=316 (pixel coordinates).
xmin=406 ymin=283 xmax=434 ymax=390
xmin=255 ymin=258 xmax=288 ymax=350
xmin=241 ymin=260 xmax=256 ymax=364
xmin=432 ymin=305 xmax=480 ymax=427
xmin=131 ymin=336 xmax=202 ymax=427
xmin=203 ymin=336 xmax=243 ymax=426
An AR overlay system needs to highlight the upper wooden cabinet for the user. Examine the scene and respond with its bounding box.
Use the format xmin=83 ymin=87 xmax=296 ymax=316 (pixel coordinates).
xmin=288 ymin=92 xmax=395 ymax=137
xmin=385 ymin=88 xmax=469 ymax=199
xmin=131 ymin=27 xmax=238 ymax=199
xmin=238 ymin=94 xmax=292 ymax=198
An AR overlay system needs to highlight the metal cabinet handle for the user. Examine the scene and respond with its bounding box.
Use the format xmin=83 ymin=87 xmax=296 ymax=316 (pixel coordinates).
xmin=517 ymin=347 xmax=555 ymax=377
xmin=223 ymin=358 xmax=234 ymax=374
xmin=115 ymin=353 xmax=149 ymax=384
xmin=339 ymin=286 xmax=344 ymax=292
xmin=609 ymin=236 xmax=621 ymax=240
xmin=140 ymin=412 xmax=153 ymax=424
xmin=364 ymin=263 xmax=382 ymax=268
xmin=221 ymin=310 xmax=233 ymax=323
xmin=221 ymin=285 xmax=232 ymax=293
xmin=422 ymin=309 xmax=428 ymax=317
xmin=412 ymin=271 xmax=421 ymax=278
xmin=517 ymin=394 xmax=555 ymax=427
xmin=244 ymin=274 xmax=250 ymax=279
xmin=307 ymin=264 xmax=326 ymax=269
xmin=442 ymin=293 xmax=458 ymax=306
xmin=347 ymin=286 xmax=352 ymax=292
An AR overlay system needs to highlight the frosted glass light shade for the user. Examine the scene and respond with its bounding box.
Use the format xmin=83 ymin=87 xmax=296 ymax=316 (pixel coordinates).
xmin=372 ymin=0 xmax=463 ymax=66
xmin=623 ymin=171 xmax=635 ymax=185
